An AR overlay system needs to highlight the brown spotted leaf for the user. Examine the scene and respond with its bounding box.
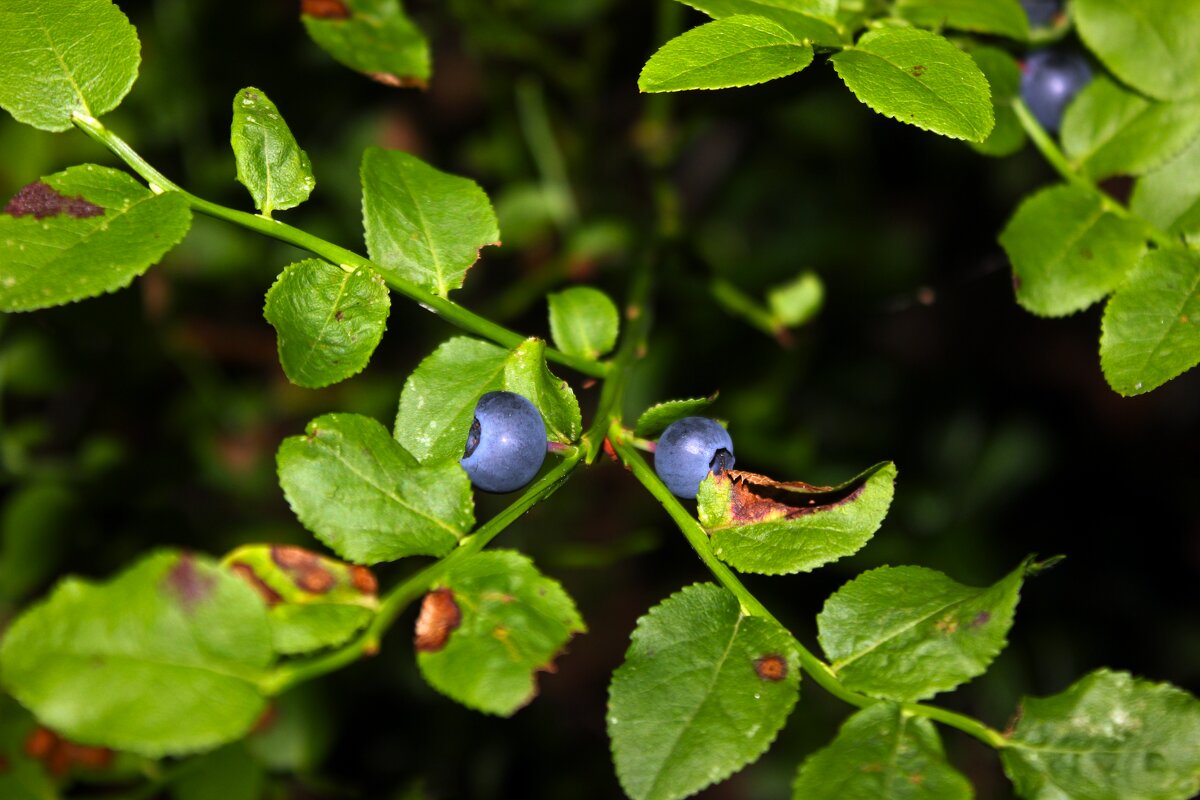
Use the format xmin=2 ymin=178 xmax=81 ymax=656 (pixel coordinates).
xmin=697 ymin=462 xmax=896 ymax=574
xmin=302 ymin=0 xmax=430 ymax=88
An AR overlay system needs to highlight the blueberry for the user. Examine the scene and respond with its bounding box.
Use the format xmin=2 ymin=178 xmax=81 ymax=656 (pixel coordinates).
xmin=460 ymin=391 xmax=547 ymax=493
xmin=1020 ymin=0 xmax=1061 ymax=28
xmin=1021 ymin=49 xmax=1092 ymax=134
xmin=654 ymin=416 xmax=735 ymax=500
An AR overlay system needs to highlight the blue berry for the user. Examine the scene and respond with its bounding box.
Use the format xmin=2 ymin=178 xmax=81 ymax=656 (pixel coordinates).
xmin=1021 ymin=0 xmax=1061 ymax=27
xmin=460 ymin=391 xmax=547 ymax=493
xmin=654 ymin=416 xmax=735 ymax=500
xmin=1021 ymin=49 xmax=1092 ymax=134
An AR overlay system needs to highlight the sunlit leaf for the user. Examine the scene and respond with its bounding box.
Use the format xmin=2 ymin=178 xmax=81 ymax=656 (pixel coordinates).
xmin=231 ymin=87 xmax=315 ymax=216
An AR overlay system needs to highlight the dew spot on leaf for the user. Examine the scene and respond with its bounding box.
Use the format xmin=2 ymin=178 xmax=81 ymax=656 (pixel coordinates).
xmin=4 ymin=182 xmax=104 ymax=220
xmin=163 ymin=554 xmax=215 ymax=612
xmin=414 ymin=588 xmax=461 ymax=652
xmin=754 ymin=654 xmax=788 ymax=682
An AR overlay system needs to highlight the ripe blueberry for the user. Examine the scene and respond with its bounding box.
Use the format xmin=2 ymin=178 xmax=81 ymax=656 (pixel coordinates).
xmin=1020 ymin=0 xmax=1060 ymax=27
xmin=460 ymin=391 xmax=547 ymax=493
xmin=1020 ymin=49 xmax=1092 ymax=134
xmin=654 ymin=416 xmax=735 ymax=500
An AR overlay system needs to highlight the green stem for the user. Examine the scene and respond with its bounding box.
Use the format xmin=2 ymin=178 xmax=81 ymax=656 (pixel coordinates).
xmin=516 ymin=77 xmax=578 ymax=229
xmin=69 ymin=112 xmax=609 ymax=379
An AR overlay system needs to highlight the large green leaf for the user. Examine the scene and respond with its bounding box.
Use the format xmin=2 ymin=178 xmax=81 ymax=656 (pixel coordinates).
xmin=547 ymin=286 xmax=620 ymax=360
xmin=1131 ymin=135 xmax=1200 ymax=240
xmin=999 ymin=183 xmax=1147 ymax=317
xmin=634 ymin=395 xmax=717 ymax=438
xmin=415 ymin=551 xmax=584 ymax=716
xmin=830 ymin=27 xmax=994 ymax=142
xmin=0 ymin=165 xmax=192 ymax=312
xmin=361 ymin=147 xmax=500 ymax=297
xmin=0 ymin=0 xmax=140 ymax=131
xmin=1001 ymin=670 xmax=1200 ymax=800
xmin=678 ymin=0 xmax=844 ymax=46
xmin=301 ymin=0 xmax=430 ymax=87
xmin=277 ymin=413 xmax=474 ymax=564
xmin=263 ymin=259 xmax=390 ymax=389
xmin=608 ymin=584 xmax=801 ymax=800
xmin=792 ymin=703 xmax=973 ymax=799
xmin=1100 ymin=248 xmax=1200 ymax=396
xmin=1072 ymin=0 xmax=1200 ymax=101
xmin=231 ymin=87 xmax=315 ymax=216
xmin=969 ymin=46 xmax=1026 ymax=158
xmin=639 ymin=16 xmax=814 ymax=93
xmin=697 ymin=462 xmax=896 ymax=575
xmin=0 ymin=551 xmax=272 ymax=756
xmin=895 ymin=0 xmax=1029 ymax=40
xmin=817 ymin=562 xmax=1028 ymax=702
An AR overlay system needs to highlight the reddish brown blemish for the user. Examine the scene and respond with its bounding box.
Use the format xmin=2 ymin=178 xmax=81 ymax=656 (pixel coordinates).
xmin=934 ymin=614 xmax=959 ymax=634
xmin=63 ymin=742 xmax=113 ymax=772
xmin=271 ymin=545 xmax=335 ymax=594
xmin=164 ymin=554 xmax=215 ymax=612
xmin=602 ymin=437 xmax=618 ymax=462
xmin=368 ymin=72 xmax=428 ymax=89
xmin=414 ymin=588 xmax=461 ymax=652
xmin=909 ymin=773 xmax=925 ymax=786
xmin=4 ymin=181 xmax=104 ymax=220
xmin=24 ymin=728 xmax=55 ymax=759
xmin=230 ymin=561 xmax=284 ymax=607
xmin=861 ymin=762 xmax=883 ymax=773
xmin=754 ymin=654 xmax=788 ymax=682
xmin=296 ymin=566 xmax=335 ymax=594
xmin=971 ymin=611 xmax=991 ymax=627
xmin=0 ymin=755 xmax=8 ymax=773
xmin=300 ymin=0 xmax=350 ymax=19
xmin=350 ymin=565 xmax=378 ymax=594
xmin=910 ymin=64 xmax=927 ymax=78
xmin=335 ymin=310 xmax=345 ymax=321
xmin=717 ymin=470 xmax=870 ymax=526
xmin=251 ymin=704 xmax=278 ymax=735
xmin=24 ymin=729 xmax=111 ymax=776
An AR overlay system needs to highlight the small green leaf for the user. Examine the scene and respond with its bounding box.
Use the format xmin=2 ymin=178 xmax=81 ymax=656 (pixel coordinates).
xmin=792 ymin=703 xmax=973 ymax=799
xmin=608 ymin=584 xmax=801 ymax=800
xmin=698 ymin=462 xmax=897 ymax=575
xmin=361 ymin=147 xmax=500 ymax=296
xmin=679 ymin=0 xmax=844 ymax=46
xmin=277 ymin=413 xmax=474 ymax=564
xmin=503 ymin=339 xmax=583 ymax=446
xmin=171 ymin=744 xmax=266 ymax=800
xmin=263 ymin=259 xmax=390 ymax=389
xmin=767 ymin=270 xmax=823 ymax=326
xmin=969 ymin=46 xmax=1027 ymax=157
xmin=1073 ymin=0 xmax=1200 ymax=101
xmin=1100 ymin=248 xmax=1200 ymax=396
xmin=1062 ymin=75 xmax=1200 ymax=180
xmin=415 ymin=551 xmax=584 ymax=716
xmin=0 ymin=551 xmax=272 ymax=756
xmin=547 ymin=286 xmax=620 ymax=360
xmin=895 ymin=0 xmax=1030 ymax=40
xmin=0 ymin=165 xmax=192 ymax=312
xmin=817 ymin=561 xmax=1028 ymax=702
xmin=302 ymin=0 xmax=430 ymax=87
xmin=831 ymin=27 xmax=994 ymax=142
xmin=1001 ymin=669 xmax=1200 ymax=800
xmin=231 ymin=87 xmax=315 ymax=216
xmin=1131 ymin=136 xmax=1200 ymax=240
xmin=0 ymin=483 xmax=73 ymax=603
xmin=634 ymin=395 xmax=718 ymax=438
xmin=0 ymin=0 xmax=140 ymax=132
xmin=999 ymin=184 xmax=1147 ymax=317
xmin=639 ymin=16 xmax=814 ymax=93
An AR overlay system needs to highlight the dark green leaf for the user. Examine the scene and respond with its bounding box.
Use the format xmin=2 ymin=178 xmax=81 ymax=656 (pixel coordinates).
xmin=1073 ymin=0 xmax=1200 ymax=101
xmin=231 ymin=87 xmax=315 ymax=216
xmin=0 ymin=0 xmax=140 ymax=131
xmin=171 ymin=744 xmax=265 ymax=800
xmin=1001 ymin=669 xmax=1200 ymax=800
xmin=0 ymin=483 xmax=72 ymax=603
xmin=895 ymin=0 xmax=1029 ymax=40
xmin=0 ymin=165 xmax=192 ymax=312
xmin=679 ymin=0 xmax=844 ymax=46
xmin=0 ymin=696 xmax=57 ymax=800
xmin=246 ymin=687 xmax=332 ymax=772
xmin=263 ymin=259 xmax=390 ymax=389
xmin=634 ymin=395 xmax=718 ymax=438
xmin=1131 ymin=136 xmax=1200 ymax=239
xmin=547 ymin=286 xmax=620 ymax=360
xmin=969 ymin=46 xmax=1027 ymax=157
xmin=608 ymin=584 xmax=801 ymax=800
xmin=302 ymin=0 xmax=430 ymax=87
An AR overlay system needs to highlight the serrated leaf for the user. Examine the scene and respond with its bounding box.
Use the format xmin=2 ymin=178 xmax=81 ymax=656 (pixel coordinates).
xmin=1001 ymin=669 xmax=1200 ymax=800
xmin=231 ymin=87 xmax=315 ymax=216
xmin=1131 ymin=136 xmax=1200 ymax=239
xmin=1100 ymin=248 xmax=1200 ymax=396
xmin=969 ymin=46 xmax=1027 ymax=157
xmin=0 ymin=0 xmax=140 ymax=132
xmin=639 ymin=15 xmax=814 ymax=93
xmin=792 ymin=703 xmax=973 ymax=799
xmin=415 ymin=551 xmax=584 ymax=716
xmin=547 ymin=286 xmax=620 ymax=360
xmin=608 ymin=584 xmax=801 ymax=800
xmin=503 ymin=339 xmax=583 ymax=445
xmin=1073 ymin=0 xmax=1200 ymax=102
xmin=831 ymin=27 xmax=994 ymax=142
xmin=999 ymin=183 xmax=1147 ymax=317
xmin=301 ymin=0 xmax=430 ymax=87
xmin=0 ymin=165 xmax=192 ymax=312
xmin=895 ymin=0 xmax=1030 ymax=40
xmin=634 ymin=395 xmax=718 ymax=438
xmin=817 ymin=561 xmax=1028 ymax=702
xmin=679 ymin=0 xmax=844 ymax=46
xmin=277 ymin=413 xmax=474 ymax=564
xmin=263 ymin=259 xmax=390 ymax=389
xmin=0 ymin=551 xmax=272 ymax=756
xmin=361 ymin=147 xmax=500 ymax=297
xmin=697 ymin=462 xmax=896 ymax=575
xmin=1062 ymin=75 xmax=1200 ymax=181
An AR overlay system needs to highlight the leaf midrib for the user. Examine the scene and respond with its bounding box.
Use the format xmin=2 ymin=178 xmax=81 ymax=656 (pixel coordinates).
xmin=648 ymin=30 xmax=807 ymax=88
xmin=830 ymin=589 xmax=976 ymax=672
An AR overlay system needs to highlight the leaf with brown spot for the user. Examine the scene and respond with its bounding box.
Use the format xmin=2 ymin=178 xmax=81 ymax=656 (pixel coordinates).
xmin=414 ymin=588 xmax=461 ymax=653
xmin=754 ymin=654 xmax=788 ymax=682
xmin=4 ymin=182 xmax=104 ymax=219
xmin=697 ymin=462 xmax=896 ymax=575
xmin=164 ymin=554 xmax=217 ymax=612
xmin=301 ymin=0 xmax=350 ymax=21
xmin=302 ymin=0 xmax=430 ymax=88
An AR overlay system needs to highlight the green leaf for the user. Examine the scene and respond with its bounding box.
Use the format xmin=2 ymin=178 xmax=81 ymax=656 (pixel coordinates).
xmin=639 ymin=16 xmax=814 ymax=93
xmin=895 ymin=0 xmax=1030 ymax=40
xmin=969 ymin=46 xmax=1027 ymax=157
xmin=634 ymin=395 xmax=718 ymax=439
xmin=1072 ymin=0 xmax=1200 ymax=102
xmin=1001 ymin=669 xmax=1200 ymax=800
xmin=791 ymin=703 xmax=973 ymax=799
xmin=697 ymin=462 xmax=897 ymax=575
xmin=231 ymin=87 xmax=315 ymax=216
xmin=263 ymin=259 xmax=390 ymax=389
xmin=0 ymin=551 xmax=272 ymax=756
xmin=679 ymin=0 xmax=844 ymax=46
xmin=547 ymin=286 xmax=620 ymax=360
xmin=830 ymin=27 xmax=994 ymax=142
xmin=361 ymin=147 xmax=500 ymax=297
xmin=171 ymin=744 xmax=266 ymax=800
xmin=608 ymin=584 xmax=801 ymax=800
xmin=415 ymin=550 xmax=584 ymax=716
xmin=0 ymin=0 xmax=140 ymax=132
xmin=767 ymin=270 xmax=823 ymax=326
xmin=277 ymin=413 xmax=473 ymax=564
xmin=1061 ymin=75 xmax=1200 ymax=180
xmin=999 ymin=184 xmax=1147 ymax=317
xmin=0 ymin=483 xmax=72 ymax=603
xmin=817 ymin=561 xmax=1028 ymax=702
xmin=1100 ymin=248 xmax=1200 ymax=396
xmin=1131 ymin=136 xmax=1200 ymax=240
xmin=0 ymin=165 xmax=192 ymax=312
xmin=394 ymin=336 xmax=580 ymax=464
xmin=302 ymin=0 xmax=430 ymax=87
